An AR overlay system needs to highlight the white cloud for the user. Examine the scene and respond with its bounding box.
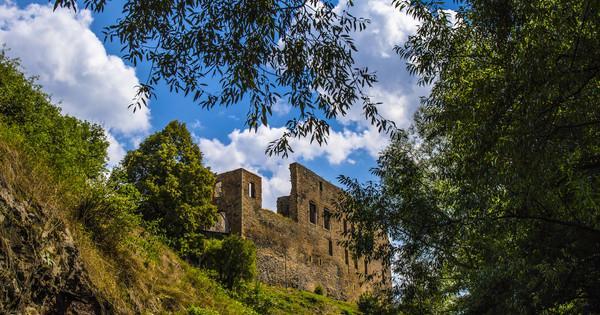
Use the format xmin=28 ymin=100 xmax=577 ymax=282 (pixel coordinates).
xmin=0 ymin=3 xmax=150 ymax=166
xmin=198 ymin=125 xmax=389 ymax=210
xmin=335 ymin=0 xmax=428 ymax=133
xmin=272 ymin=99 xmax=292 ymax=116
xmin=106 ymin=133 xmax=126 ymax=168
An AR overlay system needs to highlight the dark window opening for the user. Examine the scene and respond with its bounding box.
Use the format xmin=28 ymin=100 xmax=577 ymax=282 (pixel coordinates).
xmin=364 ymin=260 xmax=368 ymax=275
xmin=344 ymin=249 xmax=349 ymax=265
xmin=309 ymin=202 xmax=317 ymax=224
xmin=319 ymin=181 xmax=323 ymax=191
xmin=328 ymin=239 xmax=333 ymax=256
xmin=248 ymin=182 xmax=256 ymax=198
xmin=308 ymin=255 xmax=312 ymax=263
xmin=323 ymin=209 xmax=331 ymax=230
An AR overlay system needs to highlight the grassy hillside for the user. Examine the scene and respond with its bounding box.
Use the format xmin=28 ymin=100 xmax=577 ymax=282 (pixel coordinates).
xmin=0 ymin=133 xmax=358 ymax=314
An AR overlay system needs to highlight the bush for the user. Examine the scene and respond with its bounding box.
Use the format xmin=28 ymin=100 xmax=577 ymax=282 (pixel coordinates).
xmin=314 ymin=285 xmax=324 ymax=295
xmin=235 ymin=282 xmax=275 ymax=314
xmin=200 ymin=235 xmax=257 ymax=290
xmin=357 ymin=292 xmax=396 ymax=315
xmin=0 ymin=51 xmax=108 ymax=183
xmin=74 ymin=179 xmax=141 ymax=253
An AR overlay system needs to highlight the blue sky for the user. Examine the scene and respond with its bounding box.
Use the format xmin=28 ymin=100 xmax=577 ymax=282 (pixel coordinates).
xmin=0 ymin=0 xmax=452 ymax=209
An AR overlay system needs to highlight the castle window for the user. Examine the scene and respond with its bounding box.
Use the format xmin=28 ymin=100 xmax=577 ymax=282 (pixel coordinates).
xmin=323 ymin=209 xmax=331 ymax=230
xmin=309 ymin=202 xmax=317 ymax=224
xmin=319 ymin=181 xmax=323 ymax=191
xmin=248 ymin=182 xmax=256 ymax=198
xmin=214 ymin=181 xmax=223 ymax=198
xmin=328 ymin=239 xmax=333 ymax=256
xmin=344 ymin=249 xmax=349 ymax=265
xmin=364 ymin=260 xmax=368 ymax=275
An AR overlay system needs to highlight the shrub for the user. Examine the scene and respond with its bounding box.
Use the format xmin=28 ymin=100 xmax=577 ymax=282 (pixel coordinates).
xmin=236 ymin=282 xmax=275 ymax=314
xmin=0 ymin=51 xmax=108 ymax=183
xmin=74 ymin=179 xmax=141 ymax=253
xmin=200 ymin=235 xmax=257 ymax=290
xmin=357 ymin=292 xmax=396 ymax=315
xmin=314 ymin=285 xmax=324 ymax=296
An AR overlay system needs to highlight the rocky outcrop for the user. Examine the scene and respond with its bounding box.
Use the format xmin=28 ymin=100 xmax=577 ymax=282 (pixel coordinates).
xmin=0 ymin=187 xmax=109 ymax=314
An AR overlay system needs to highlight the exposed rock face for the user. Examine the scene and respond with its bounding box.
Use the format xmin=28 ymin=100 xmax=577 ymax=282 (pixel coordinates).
xmin=0 ymin=187 xmax=108 ymax=314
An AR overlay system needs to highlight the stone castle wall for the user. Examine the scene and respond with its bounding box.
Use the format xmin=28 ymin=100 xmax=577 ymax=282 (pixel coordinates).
xmin=215 ymin=163 xmax=390 ymax=301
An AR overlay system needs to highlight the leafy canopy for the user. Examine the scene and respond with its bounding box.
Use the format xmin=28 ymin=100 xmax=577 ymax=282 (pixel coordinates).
xmin=340 ymin=0 xmax=600 ymax=313
xmin=118 ymin=120 xmax=218 ymax=255
xmin=53 ymin=0 xmax=394 ymax=156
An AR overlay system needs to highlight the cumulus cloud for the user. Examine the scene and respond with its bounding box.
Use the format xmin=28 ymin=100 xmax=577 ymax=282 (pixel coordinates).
xmin=199 ymin=125 xmax=389 ymax=210
xmin=0 ymin=3 xmax=150 ymax=166
xmin=335 ymin=0 xmax=429 ymax=132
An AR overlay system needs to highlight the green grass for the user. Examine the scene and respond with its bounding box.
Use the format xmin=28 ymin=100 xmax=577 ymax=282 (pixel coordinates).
xmin=234 ymin=283 xmax=359 ymax=315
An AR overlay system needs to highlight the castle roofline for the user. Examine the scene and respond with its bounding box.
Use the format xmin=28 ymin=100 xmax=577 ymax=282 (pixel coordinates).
xmin=289 ymin=162 xmax=341 ymax=192
xmin=217 ymin=163 xmax=342 ymax=192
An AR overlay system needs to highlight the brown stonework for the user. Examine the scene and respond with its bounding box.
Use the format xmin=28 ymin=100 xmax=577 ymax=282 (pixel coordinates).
xmin=214 ymin=163 xmax=391 ymax=301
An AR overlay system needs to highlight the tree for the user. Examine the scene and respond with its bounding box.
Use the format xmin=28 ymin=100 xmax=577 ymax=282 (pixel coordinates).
xmin=340 ymin=0 xmax=600 ymax=313
xmin=119 ymin=120 xmax=217 ymax=253
xmin=52 ymin=0 xmax=393 ymax=156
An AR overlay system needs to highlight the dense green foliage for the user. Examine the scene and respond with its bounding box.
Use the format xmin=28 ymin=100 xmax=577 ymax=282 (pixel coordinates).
xmin=341 ymin=0 xmax=600 ymax=313
xmin=118 ymin=120 xmax=218 ymax=257
xmin=201 ymin=236 xmax=257 ymax=290
xmin=0 ymin=52 xmax=108 ymax=182
xmin=52 ymin=0 xmax=394 ymax=156
xmin=357 ymin=292 xmax=396 ymax=315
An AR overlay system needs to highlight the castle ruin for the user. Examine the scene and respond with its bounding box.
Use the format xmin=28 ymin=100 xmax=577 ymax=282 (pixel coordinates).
xmin=213 ymin=163 xmax=390 ymax=300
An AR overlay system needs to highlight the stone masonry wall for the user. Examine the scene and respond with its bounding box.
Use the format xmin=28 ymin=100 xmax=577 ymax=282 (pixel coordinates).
xmin=214 ymin=163 xmax=391 ymax=301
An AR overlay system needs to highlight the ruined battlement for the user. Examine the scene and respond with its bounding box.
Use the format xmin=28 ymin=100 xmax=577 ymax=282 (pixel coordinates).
xmin=213 ymin=163 xmax=391 ymax=301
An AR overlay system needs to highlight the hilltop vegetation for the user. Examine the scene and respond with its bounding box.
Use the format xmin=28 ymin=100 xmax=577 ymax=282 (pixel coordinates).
xmin=0 ymin=52 xmax=359 ymax=314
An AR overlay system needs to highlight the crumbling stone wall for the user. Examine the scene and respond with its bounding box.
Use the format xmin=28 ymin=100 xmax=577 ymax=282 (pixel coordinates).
xmin=215 ymin=163 xmax=391 ymax=301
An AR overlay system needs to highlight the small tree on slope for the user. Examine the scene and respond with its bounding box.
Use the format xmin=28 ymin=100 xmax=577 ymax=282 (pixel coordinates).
xmin=118 ymin=120 xmax=217 ymax=256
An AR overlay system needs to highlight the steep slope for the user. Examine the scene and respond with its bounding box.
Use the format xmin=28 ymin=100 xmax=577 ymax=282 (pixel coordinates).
xmin=0 ymin=140 xmax=358 ymax=314
xmin=0 ymin=142 xmax=107 ymax=313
